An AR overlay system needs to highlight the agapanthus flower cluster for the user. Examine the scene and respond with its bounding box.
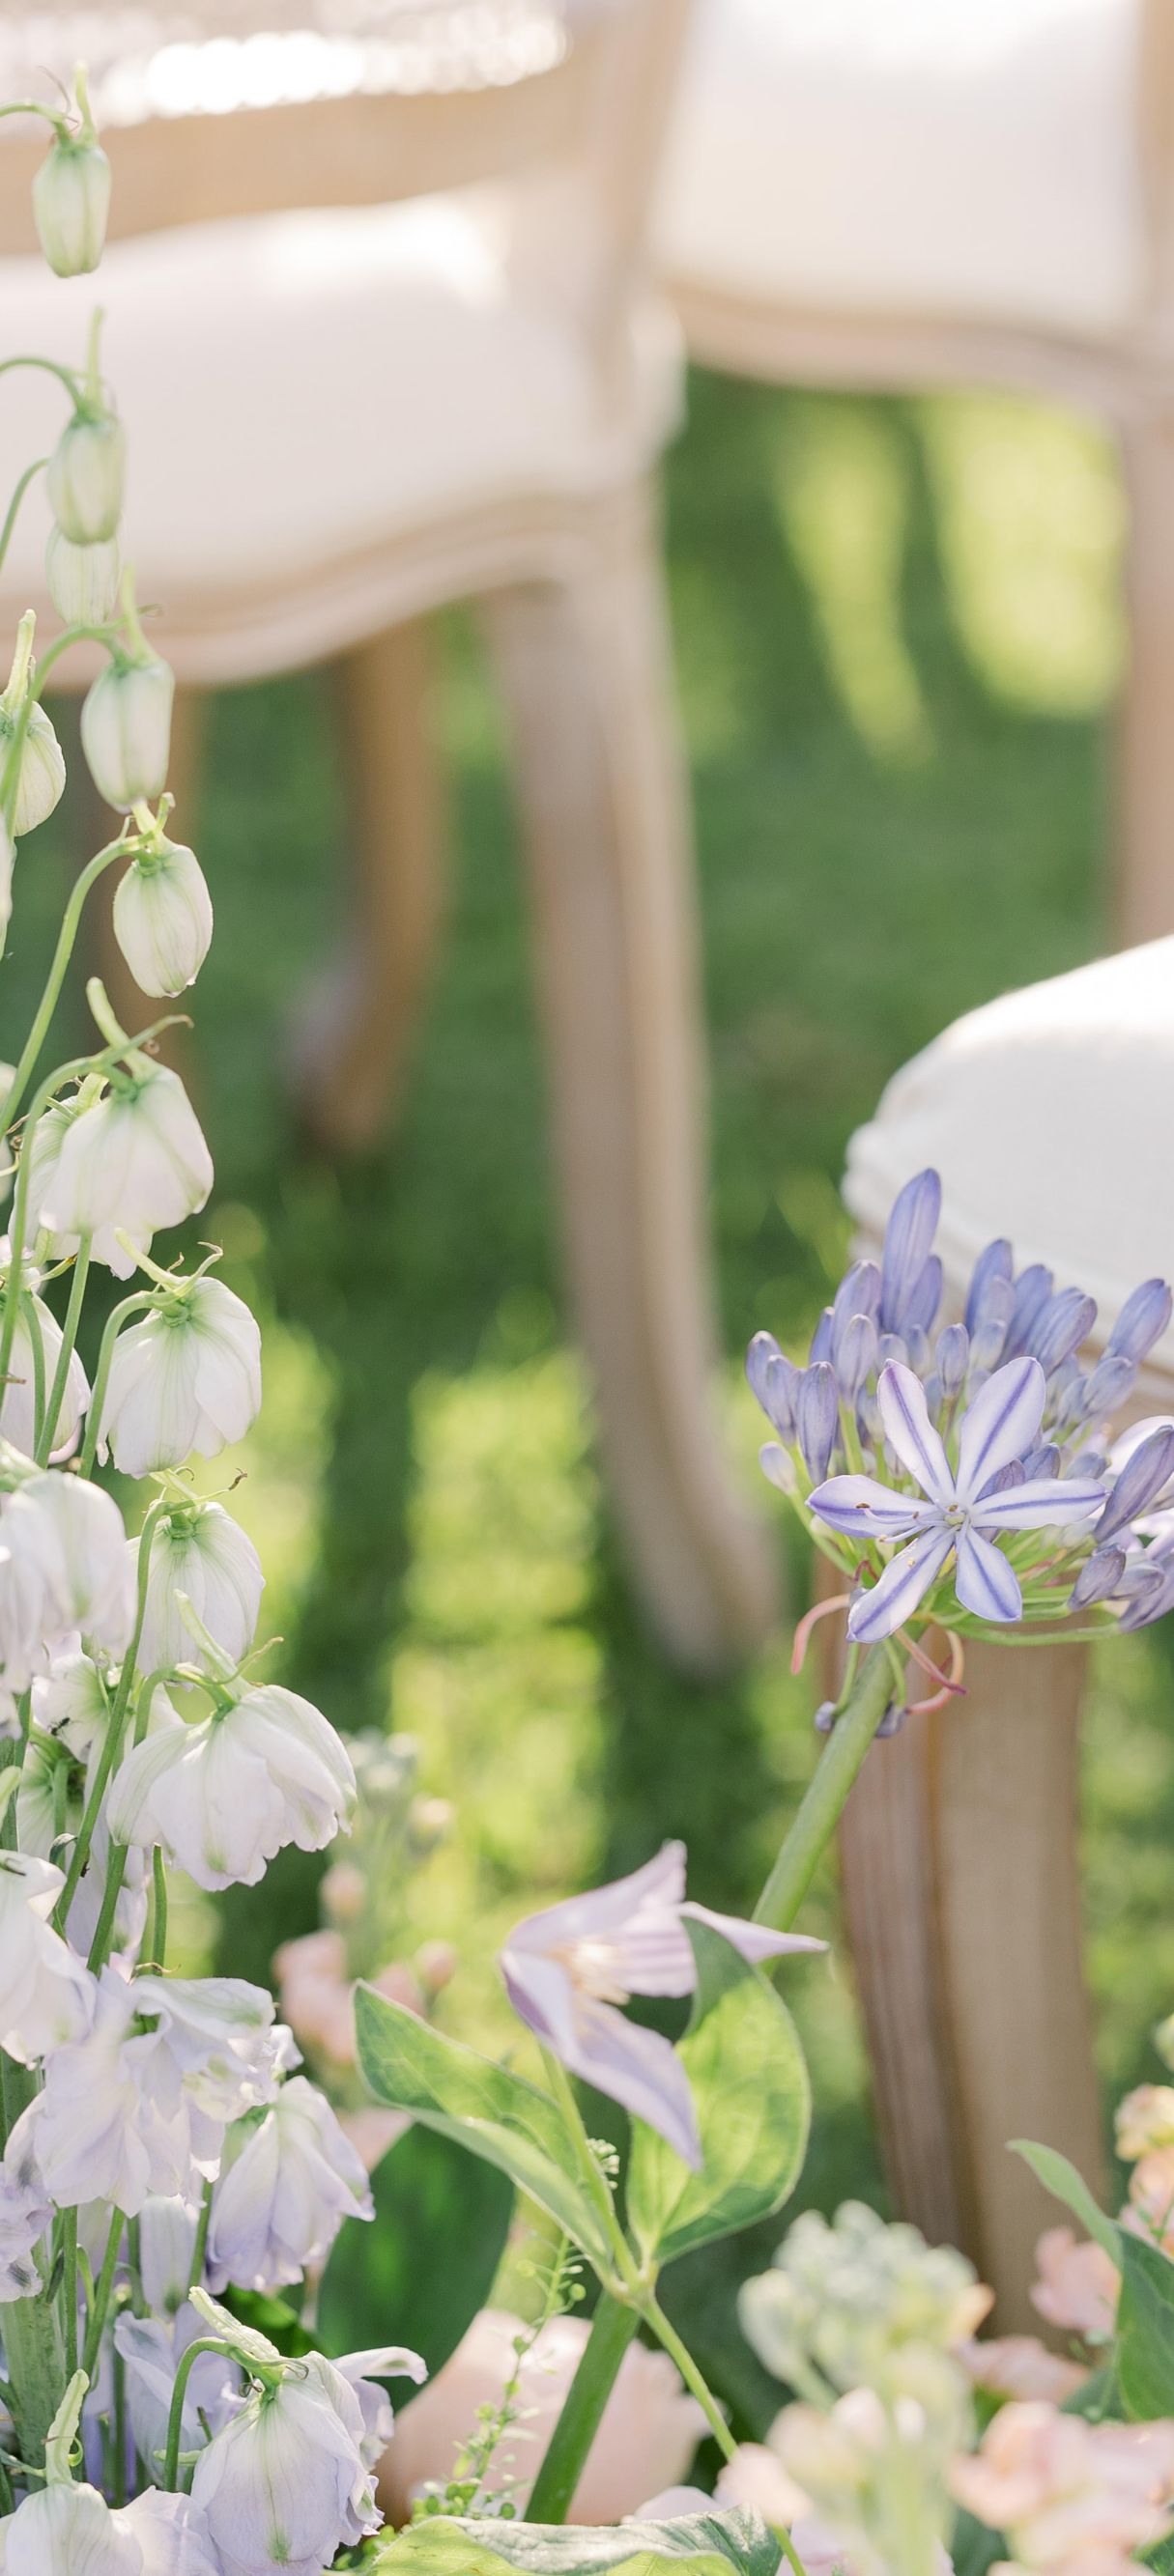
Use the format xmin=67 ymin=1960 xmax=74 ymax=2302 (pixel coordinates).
xmin=0 ymin=83 xmax=427 ymax=2571
xmin=749 ymin=1167 xmax=1174 ymax=1656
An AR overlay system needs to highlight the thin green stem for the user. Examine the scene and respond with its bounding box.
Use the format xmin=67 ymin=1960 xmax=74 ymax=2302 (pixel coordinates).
xmin=639 ymin=2288 xmax=735 ymax=2463
xmin=19 ymin=1289 xmax=45 ymax=1454
xmin=0 ymin=101 xmax=70 ymax=132
xmin=525 ymin=2294 xmax=641 ymax=2523
xmin=61 ymin=2210 xmax=78 ymax=2380
xmin=162 ymin=2336 xmax=227 ymax=2489
xmin=145 ymin=1846 xmax=167 ymax=1972
xmin=540 ymin=2050 xmax=639 ymax=2291
xmin=754 ymin=1646 xmax=895 ymax=1931
xmin=35 ymin=1238 xmax=89 ymax=1465
xmin=0 ymin=838 xmax=132 ymax=1132
xmin=56 ymin=1496 xmax=167 ymax=1936
xmin=0 ymin=459 xmax=47 ymax=580
xmin=0 ymin=354 xmax=80 ymax=396
xmin=81 ymin=2210 xmax=123 ymax=2382
xmin=78 ymin=1289 xmax=156 ymax=1476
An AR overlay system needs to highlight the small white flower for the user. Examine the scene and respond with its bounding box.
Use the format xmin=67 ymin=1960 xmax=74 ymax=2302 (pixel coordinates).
xmin=14 ymin=1469 xmax=134 ymax=1661
xmin=32 ymin=129 xmax=112 ymax=277
xmin=209 ymin=2076 xmax=373 ymax=2294
xmin=0 ymin=1851 xmax=92 ymax=2065
xmin=46 ymin=528 xmax=121 ymax=625
xmin=46 ymin=407 xmax=125 ymax=546
xmin=107 ymin=1683 xmax=356 ymax=1892
xmin=0 ymin=2480 xmax=220 ymax=2573
xmin=101 ymin=1280 xmax=261 ymax=1478
xmin=190 ymin=2351 xmax=386 ymax=2576
xmin=131 ymin=1973 xmax=293 ymax=2134
xmin=113 ymin=837 xmax=213 ymax=999
xmin=133 ymin=1500 xmax=264 ymax=1676
xmin=0 ymin=2102 xmax=51 ymax=2301
xmin=0 ymin=698 xmax=66 ymax=836
xmin=31 ymin=1647 xmax=107 ymax=1759
xmin=81 ymin=653 xmax=174 ymax=810
xmin=36 ymin=1061 xmax=214 ymax=1279
xmin=0 ymin=1281 xmax=90 ymax=1459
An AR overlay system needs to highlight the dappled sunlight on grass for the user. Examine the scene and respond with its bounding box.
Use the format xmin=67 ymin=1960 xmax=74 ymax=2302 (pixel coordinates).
xmin=774 ymin=398 xmax=933 ymax=766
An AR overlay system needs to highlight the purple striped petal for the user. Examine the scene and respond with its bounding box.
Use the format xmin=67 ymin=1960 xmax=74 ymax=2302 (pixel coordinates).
xmin=965 ymin=1238 xmax=1013 ymax=1335
xmin=847 ymin=1521 xmax=955 ymax=1643
xmin=833 ymin=1313 xmax=877 ymax=1404
xmin=1030 ymin=1288 xmax=1097 ymax=1376
xmin=970 ymin=1476 xmax=1104 ymax=1532
xmin=1109 ymin=1277 xmax=1173 ymax=1364
xmin=880 ymin=1169 xmax=941 ymax=1332
xmin=955 ymin=1525 xmax=1021 ymax=1624
xmin=877 ymin=1364 xmax=953 ymax=1504
xmin=954 ymin=1358 xmax=1045 ymax=1504
xmin=798 ymin=1362 xmax=839 ymax=1483
xmin=1003 ymin=1264 xmax=1053 ymax=1360
xmin=680 ymin=1903 xmax=825 ymax=1962
xmin=808 ymin=1473 xmax=939 ymax=1541
xmin=902 ymin=1256 xmax=943 ymax=1338
xmin=1097 ymin=1425 xmax=1174 ymax=1543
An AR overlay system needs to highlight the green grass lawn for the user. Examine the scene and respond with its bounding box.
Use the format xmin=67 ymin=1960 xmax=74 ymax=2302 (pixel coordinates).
xmin=14 ymin=369 xmax=1174 ymax=2422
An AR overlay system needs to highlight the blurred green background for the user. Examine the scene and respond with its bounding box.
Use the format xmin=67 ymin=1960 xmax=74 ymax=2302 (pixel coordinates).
xmin=17 ymin=370 xmax=1174 ymax=2420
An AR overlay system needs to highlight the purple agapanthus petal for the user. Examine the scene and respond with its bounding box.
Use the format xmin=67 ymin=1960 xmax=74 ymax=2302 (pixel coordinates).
xmin=1097 ymin=1424 xmax=1174 ymax=1543
xmin=1109 ymin=1278 xmax=1173 ymax=1364
xmin=1020 ymin=1442 xmax=1060 ymax=1480
xmin=953 ymin=1358 xmax=1045 ymax=1504
xmin=807 ymin=1472 xmax=939 ymax=1541
xmin=1080 ymin=1352 xmax=1137 ymax=1424
xmin=759 ymin=1443 xmax=797 ymax=1495
xmin=798 ymin=1362 xmax=839 ymax=1483
xmin=833 ymin=1260 xmax=881 ymax=1339
xmin=1119 ymin=1554 xmax=1174 ymax=1631
xmin=809 ymin=1308 xmax=835 ymax=1366
xmin=965 ymin=1239 xmax=1014 ymax=1335
xmin=879 ymin=1169 xmax=941 ymax=1333
xmin=833 ymin=1313 xmax=878 ymax=1404
xmin=1071 ymin=1546 xmax=1127 ymax=1609
xmin=679 ymin=1903 xmax=824 ymax=1963
xmin=970 ymin=1475 xmax=1103 ymax=1532
xmin=876 ymin=1364 xmax=953 ymax=1504
xmin=902 ymin=1256 xmax=943 ymax=1339
xmin=1003 ymin=1264 xmax=1053 ymax=1360
xmin=969 ymin=1302 xmax=1012 ymax=1373
xmin=746 ymin=1333 xmax=799 ymax=1440
xmin=954 ymin=1525 xmax=1021 ymax=1624
xmin=935 ymin=1323 xmax=969 ymax=1400
xmin=1030 ymin=1288 xmax=1097 ymax=1376
xmin=847 ymin=1523 xmax=955 ymax=1643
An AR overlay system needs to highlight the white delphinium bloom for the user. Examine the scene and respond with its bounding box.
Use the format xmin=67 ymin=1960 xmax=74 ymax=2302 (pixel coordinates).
xmin=0 ymin=2480 xmax=221 ymax=2572
xmin=107 ymin=1683 xmax=357 ymax=1891
xmin=208 ymin=2075 xmax=374 ymax=2294
xmin=81 ymin=650 xmax=174 ymax=811
xmin=0 ymin=1274 xmax=90 ymax=1458
xmin=139 ymin=2194 xmax=200 ymax=2320
xmin=46 ymin=406 xmax=125 ymax=545
xmin=0 ymin=2103 xmax=50 ymax=2300
xmin=35 ymin=1059 xmax=213 ymax=1279
xmin=11 ymin=1469 xmax=135 ymax=1663
xmin=32 ymin=112 xmax=112 ymax=276
xmin=102 ymin=1281 xmax=261 ymax=1478
xmin=190 ymin=2350 xmax=395 ymax=2576
xmin=115 ymin=2306 xmax=240 ymax=2489
xmin=0 ymin=1851 xmax=92 ymax=2063
xmin=45 ymin=527 xmax=120 ymax=625
xmin=131 ymin=1975 xmax=294 ymax=2140
xmin=113 ymin=835 xmax=213 ymax=999
xmin=0 ymin=698 xmax=66 ymax=837
xmin=32 ymin=1647 xmax=107 ymax=1759
xmin=133 ymin=1501 xmax=264 ymax=1676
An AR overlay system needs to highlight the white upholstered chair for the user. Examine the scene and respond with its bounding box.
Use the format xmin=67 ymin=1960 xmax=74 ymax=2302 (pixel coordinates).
xmin=655 ymin=0 xmax=1174 ymax=947
xmin=838 ymin=939 xmax=1174 ymax=2324
xmin=0 ymin=2 xmax=776 ymax=1675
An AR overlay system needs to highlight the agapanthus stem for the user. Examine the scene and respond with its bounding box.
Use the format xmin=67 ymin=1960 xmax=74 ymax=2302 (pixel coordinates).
xmin=525 ymin=2293 xmax=640 ymax=2523
xmin=754 ymin=1645 xmax=895 ymax=1931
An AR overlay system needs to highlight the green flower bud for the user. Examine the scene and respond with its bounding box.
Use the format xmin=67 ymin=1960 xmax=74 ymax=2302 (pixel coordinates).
xmin=47 ymin=406 xmax=125 ymax=545
xmin=0 ymin=699 xmax=66 ymax=835
xmin=81 ymin=652 xmax=174 ymax=810
xmin=45 ymin=528 xmax=120 ymax=626
xmin=32 ymin=133 xmax=111 ymax=278
xmin=113 ymin=833 xmax=213 ymax=996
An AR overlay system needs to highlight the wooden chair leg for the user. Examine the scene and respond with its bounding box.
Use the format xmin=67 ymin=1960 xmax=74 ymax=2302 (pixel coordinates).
xmin=75 ymin=680 xmax=205 ymax=1078
xmin=1117 ymin=415 xmax=1174 ymax=947
xmin=483 ymin=483 xmax=776 ymax=1675
xmin=292 ymin=619 xmax=445 ymax=1153
xmin=839 ymin=1633 xmax=1105 ymax=2326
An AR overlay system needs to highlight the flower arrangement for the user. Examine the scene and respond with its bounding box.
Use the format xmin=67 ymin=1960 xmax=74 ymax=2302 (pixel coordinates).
xmin=3 ymin=70 xmax=1174 ymax=2576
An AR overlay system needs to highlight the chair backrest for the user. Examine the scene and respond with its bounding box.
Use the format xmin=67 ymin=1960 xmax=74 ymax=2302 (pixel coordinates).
xmin=1137 ymin=0 xmax=1174 ymax=312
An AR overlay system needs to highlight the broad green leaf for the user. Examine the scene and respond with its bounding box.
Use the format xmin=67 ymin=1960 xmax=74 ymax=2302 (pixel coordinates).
xmin=1146 ymin=2543 xmax=1174 ymax=2575
xmin=374 ymin=2505 xmax=780 ymax=2575
xmin=1117 ymin=2228 xmax=1174 ymax=2420
xmin=355 ymin=1986 xmax=610 ymax=2270
xmin=948 ymin=2507 xmax=1005 ymax=2576
xmin=318 ymin=2121 xmax=513 ymax=2380
xmin=1010 ymin=2141 xmax=1121 ymax=2268
xmin=625 ymin=1921 xmax=810 ymax=2266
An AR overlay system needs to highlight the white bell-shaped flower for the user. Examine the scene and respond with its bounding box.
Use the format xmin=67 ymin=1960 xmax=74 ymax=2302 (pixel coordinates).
xmin=35 ymin=1061 xmax=214 ymax=1278
xmin=101 ymin=1279 xmax=261 ymax=1478
xmin=17 ymin=1468 xmax=134 ymax=1660
xmin=190 ymin=2351 xmax=385 ymax=2576
xmin=138 ymin=2194 xmax=200 ymax=2319
xmin=113 ymin=836 xmax=213 ymax=1000
xmin=0 ymin=2102 xmax=51 ymax=2301
xmin=0 ymin=1281 xmax=90 ymax=1459
xmin=133 ymin=1500 xmax=264 ymax=1675
xmin=0 ymin=2480 xmax=221 ymax=2573
xmin=208 ymin=2076 xmax=373 ymax=2295
xmin=46 ymin=528 xmax=121 ymax=625
xmin=114 ymin=2306 xmax=240 ymax=2490
xmin=0 ymin=1851 xmax=92 ymax=2064
xmin=107 ymin=1683 xmax=356 ymax=1892
xmin=31 ymin=1647 xmax=107 ymax=1760
xmin=33 ymin=127 xmax=112 ymax=276
xmin=46 ymin=407 xmax=126 ymax=546
xmin=81 ymin=652 xmax=173 ymax=811
xmin=0 ymin=698 xmax=66 ymax=836
xmin=131 ymin=1974 xmax=292 ymax=2137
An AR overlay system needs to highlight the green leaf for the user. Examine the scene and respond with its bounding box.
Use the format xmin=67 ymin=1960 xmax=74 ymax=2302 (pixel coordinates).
xmin=1117 ymin=2227 xmax=1174 ymax=2420
xmin=1009 ymin=2141 xmax=1121 ymax=2269
xmin=318 ymin=2121 xmax=513 ymax=2380
xmin=1146 ymin=2543 xmax=1174 ymax=2575
xmin=372 ymin=2506 xmax=780 ymax=2575
xmin=355 ymin=1986 xmax=611 ymax=2271
xmin=625 ymin=1922 xmax=810 ymax=2265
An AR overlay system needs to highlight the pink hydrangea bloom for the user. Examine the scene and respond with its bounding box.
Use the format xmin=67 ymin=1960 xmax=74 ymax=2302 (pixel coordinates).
xmin=1030 ymin=2227 xmax=1119 ymax=2340
xmin=957 ymin=2335 xmax=1087 ymax=2405
xmin=952 ymin=2401 xmax=1174 ymax=2575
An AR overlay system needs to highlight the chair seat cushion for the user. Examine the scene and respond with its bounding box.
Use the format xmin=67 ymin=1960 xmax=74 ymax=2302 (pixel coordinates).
xmin=655 ymin=0 xmax=1143 ymax=339
xmin=844 ymin=939 xmax=1174 ymax=1377
xmin=1 ymin=192 xmax=680 ymax=667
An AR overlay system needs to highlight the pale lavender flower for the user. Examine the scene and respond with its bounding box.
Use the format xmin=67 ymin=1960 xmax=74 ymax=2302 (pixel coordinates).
xmin=809 ymin=1361 xmax=1103 ymax=1644
xmin=500 ymin=1843 xmax=822 ymax=2167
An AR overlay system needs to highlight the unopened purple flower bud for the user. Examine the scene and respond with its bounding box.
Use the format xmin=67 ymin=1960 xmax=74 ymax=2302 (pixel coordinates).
xmin=936 ymin=1323 xmax=969 ymax=1399
xmin=814 ymin=1700 xmax=837 ymax=1735
xmin=1067 ymin=1447 xmax=1106 ymax=1482
xmin=903 ymin=1324 xmax=931 ymax=1375
xmin=880 ymin=1168 xmax=940 ymax=1333
xmin=1080 ymin=1353 xmax=1137 ymax=1423
xmin=1109 ymin=1278 xmax=1173 ymax=1365
xmin=875 ymin=1700 xmax=906 ymax=1738
xmin=857 ymin=1388 xmax=881 ymax=1448
xmin=835 ymin=1312 xmax=876 ymax=1404
xmin=747 ymin=1333 xmax=799 ymax=1440
xmin=986 ymin=1458 xmax=1026 ymax=1495
xmin=1071 ymin=1547 xmax=1127 ymax=1609
xmin=809 ymin=1307 xmax=835 ymax=1366
xmin=1004 ymin=1264 xmax=1054 ymax=1359
xmin=1021 ymin=1443 xmax=1060 ymax=1481
xmin=964 ymin=1239 xmax=1013 ymax=1335
xmin=1097 ymin=1424 xmax=1174 ymax=1543
xmin=1046 ymin=1356 xmax=1086 ymax=1431
xmin=833 ymin=1260 xmax=881 ymax=1335
xmin=969 ymin=1315 xmax=1009 ymax=1373
xmin=1120 ymin=1557 xmax=1174 ymax=1631
xmin=797 ymin=1362 xmax=838 ymax=1484
xmin=877 ymin=1333 xmax=907 ymax=1371
xmin=902 ymin=1255 xmax=944 ymax=1338
xmin=759 ymin=1443 xmax=797 ymax=1496
xmin=1031 ymin=1288 xmax=1097 ymax=1376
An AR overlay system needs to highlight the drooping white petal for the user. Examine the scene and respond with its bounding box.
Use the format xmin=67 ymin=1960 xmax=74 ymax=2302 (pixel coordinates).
xmin=954 ymin=1357 xmax=1045 ymax=1505
xmin=876 ymin=1365 xmax=953 ymax=1504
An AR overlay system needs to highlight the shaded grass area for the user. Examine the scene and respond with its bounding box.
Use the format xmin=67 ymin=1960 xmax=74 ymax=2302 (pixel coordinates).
xmin=11 ymin=372 xmax=1174 ymax=2419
